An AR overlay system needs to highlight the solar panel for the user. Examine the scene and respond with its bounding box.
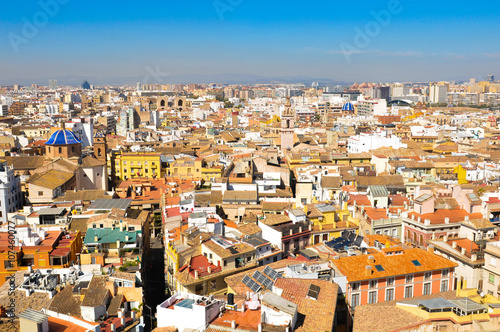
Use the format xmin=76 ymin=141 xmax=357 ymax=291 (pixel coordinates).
xmin=263 ymin=266 xmax=280 ymax=280
xmin=249 ymin=280 xmax=261 ymax=293
xmin=307 ymin=284 xmax=320 ymax=300
xmin=342 ymin=231 xmax=349 ymax=239
xmin=242 ymin=275 xmax=252 ymax=285
xmin=354 ymin=236 xmax=363 ymax=247
xmin=262 ymin=277 xmax=274 ymax=290
xmin=348 ymin=232 xmax=356 ymax=242
xmin=253 ymin=271 xmax=263 ymax=280
xmin=175 ymin=298 xmax=195 ymax=309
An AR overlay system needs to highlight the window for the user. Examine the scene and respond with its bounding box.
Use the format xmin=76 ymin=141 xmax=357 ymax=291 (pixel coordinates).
xmin=442 ymin=269 xmax=449 ymax=278
xmin=100 ymin=224 xmax=104 ymax=228
xmin=58 ymin=147 xmax=62 ymax=153
xmin=92 ymin=224 xmax=96 ymax=229
xmin=405 ymin=274 xmax=414 ymax=283
xmin=440 ymin=280 xmax=448 ymax=292
xmin=369 ymin=280 xmax=377 ymax=288
xmin=489 ymin=273 xmax=495 ymax=284
xmin=128 ymin=226 xmax=134 ymax=232
xmin=387 ymin=277 xmax=394 ymax=286
xmin=423 ymin=282 xmax=431 ymax=295
xmin=424 ymin=272 xmax=432 ymax=280
xmin=351 ymin=293 xmax=360 ymax=308
xmin=404 ymin=285 xmax=413 ymax=298
xmin=72 ymin=146 xmax=75 ymax=153
xmin=145 ymin=169 xmax=149 ymax=173
xmin=368 ymin=291 xmax=377 ymax=304
xmin=491 ymin=257 xmax=497 ymax=267
xmin=209 ymin=253 xmax=213 ymax=259
xmin=223 ymin=260 xmax=227 ymax=267
xmin=203 ymin=253 xmax=207 ymax=257
xmin=351 ymin=282 xmax=360 ymax=291
xmin=386 ymin=288 xmax=394 ymax=301
xmin=38 ymin=191 xmax=43 ymax=196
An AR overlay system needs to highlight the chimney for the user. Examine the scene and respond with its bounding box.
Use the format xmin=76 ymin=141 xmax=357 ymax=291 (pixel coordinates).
xmin=121 ymin=317 xmax=125 ymax=327
xmin=464 ymin=216 xmax=469 ymax=221
xmin=94 ymin=235 xmax=98 ymax=242
xmin=365 ymin=265 xmax=373 ymax=277
xmin=443 ymin=235 xmax=448 ymax=242
xmin=118 ymin=310 xmax=123 ymax=318
xmin=194 ymin=270 xmax=199 ymax=279
xmin=368 ymin=256 xmax=375 ymax=264
xmin=308 ymin=223 xmax=312 ymax=231
xmin=452 ymin=242 xmax=457 ymax=249
xmin=444 ymin=217 xmax=450 ymax=224
xmin=427 ymin=245 xmax=435 ymax=254
xmin=461 ymin=247 xmax=466 ymax=255
xmin=289 ymin=229 xmax=293 ymax=236
xmin=418 ymin=216 xmax=421 ymax=222
xmin=424 ymin=219 xmax=430 ymax=226
xmin=111 ymin=323 xmax=116 ymax=332
xmin=231 ymin=321 xmax=236 ymax=329
xmin=471 ymin=254 xmax=477 ymax=262
xmin=131 ymin=311 xmax=136 ymax=320
xmin=299 ymin=226 xmax=302 ymax=233
xmin=207 ymin=266 xmax=212 ymax=274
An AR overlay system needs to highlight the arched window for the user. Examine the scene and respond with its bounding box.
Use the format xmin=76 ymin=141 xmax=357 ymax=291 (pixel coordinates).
xmin=160 ymin=100 xmax=166 ymax=107
xmin=58 ymin=147 xmax=62 ymax=154
xmin=178 ymin=100 xmax=183 ymax=107
xmin=98 ymin=148 xmax=101 ymax=156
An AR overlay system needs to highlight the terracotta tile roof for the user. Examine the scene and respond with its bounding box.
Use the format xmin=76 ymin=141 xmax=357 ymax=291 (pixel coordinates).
xmin=55 ymin=189 xmax=112 ymax=202
xmin=274 ymin=279 xmax=338 ymax=332
xmin=260 ymin=214 xmax=291 ymax=226
xmin=237 ymin=222 xmax=262 ymax=236
xmin=111 ymin=271 xmax=136 ymax=282
xmin=27 ymin=169 xmax=75 ymax=190
xmin=81 ymin=276 xmax=109 ymax=307
xmin=353 ymin=291 xmax=459 ymax=332
xmin=332 ymin=248 xmax=458 ymax=282
xmin=107 ymin=294 xmax=124 ymax=316
xmin=48 ymin=285 xmax=81 ymax=317
xmin=408 ymin=209 xmax=482 ymax=225
xmin=203 ymin=240 xmax=255 ymax=259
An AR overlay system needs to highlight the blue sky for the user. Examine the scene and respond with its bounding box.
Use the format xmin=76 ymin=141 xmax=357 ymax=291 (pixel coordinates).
xmin=1 ymin=0 xmax=500 ymax=84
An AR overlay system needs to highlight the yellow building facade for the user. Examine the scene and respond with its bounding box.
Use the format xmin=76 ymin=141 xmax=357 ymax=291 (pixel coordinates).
xmin=114 ymin=153 xmax=163 ymax=181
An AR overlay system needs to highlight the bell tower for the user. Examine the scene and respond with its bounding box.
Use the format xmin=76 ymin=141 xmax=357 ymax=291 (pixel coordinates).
xmin=281 ymin=96 xmax=295 ymax=151
xmin=93 ymin=130 xmax=107 ymax=163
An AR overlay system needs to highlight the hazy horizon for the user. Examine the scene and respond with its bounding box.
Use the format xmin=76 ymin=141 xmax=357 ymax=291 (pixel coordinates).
xmin=1 ymin=0 xmax=499 ymax=85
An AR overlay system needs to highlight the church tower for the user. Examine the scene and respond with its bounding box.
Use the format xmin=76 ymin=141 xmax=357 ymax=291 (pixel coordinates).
xmin=93 ymin=130 xmax=107 ymax=163
xmin=281 ymin=96 xmax=295 ymax=151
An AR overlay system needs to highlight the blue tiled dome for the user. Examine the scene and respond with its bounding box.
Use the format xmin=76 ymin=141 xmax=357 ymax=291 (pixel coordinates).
xmin=46 ymin=130 xmax=81 ymax=145
xmin=342 ymin=102 xmax=355 ymax=111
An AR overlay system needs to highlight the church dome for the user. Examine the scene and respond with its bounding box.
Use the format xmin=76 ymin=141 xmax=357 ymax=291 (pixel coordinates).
xmin=342 ymin=102 xmax=355 ymax=111
xmin=46 ymin=130 xmax=81 ymax=145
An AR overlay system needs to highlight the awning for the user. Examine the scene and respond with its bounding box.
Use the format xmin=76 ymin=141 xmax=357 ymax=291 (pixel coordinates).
xmin=123 ymin=243 xmax=137 ymax=249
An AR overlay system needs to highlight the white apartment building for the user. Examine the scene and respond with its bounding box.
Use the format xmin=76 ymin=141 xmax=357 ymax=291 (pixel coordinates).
xmin=0 ymin=161 xmax=21 ymax=224
xmin=348 ymin=132 xmax=407 ymax=153
xmin=430 ymin=83 xmax=449 ymax=104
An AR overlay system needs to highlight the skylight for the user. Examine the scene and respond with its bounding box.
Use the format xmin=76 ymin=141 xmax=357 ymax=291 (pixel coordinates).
xmin=412 ymin=260 xmax=422 ymax=266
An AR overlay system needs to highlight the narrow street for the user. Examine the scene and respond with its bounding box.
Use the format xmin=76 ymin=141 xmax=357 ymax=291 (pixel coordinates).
xmin=143 ymin=235 xmax=168 ymax=332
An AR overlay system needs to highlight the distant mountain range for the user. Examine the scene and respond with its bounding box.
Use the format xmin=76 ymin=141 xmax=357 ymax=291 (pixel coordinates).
xmin=2 ymin=74 xmax=351 ymax=87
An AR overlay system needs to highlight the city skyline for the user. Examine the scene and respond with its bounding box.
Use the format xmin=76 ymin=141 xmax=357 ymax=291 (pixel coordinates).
xmin=1 ymin=0 xmax=500 ymax=84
